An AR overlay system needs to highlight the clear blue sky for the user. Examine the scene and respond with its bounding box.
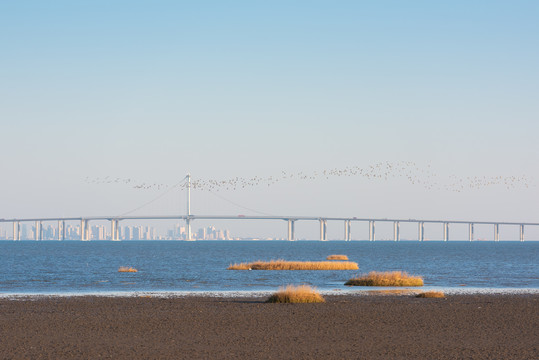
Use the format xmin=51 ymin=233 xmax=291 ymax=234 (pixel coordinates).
xmin=1 ymin=1 xmax=538 ymax=238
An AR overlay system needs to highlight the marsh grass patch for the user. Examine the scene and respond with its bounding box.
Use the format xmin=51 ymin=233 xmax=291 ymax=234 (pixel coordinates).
xmin=345 ymin=271 xmax=423 ymax=286
xmin=326 ymin=255 xmax=349 ymax=260
xmin=228 ymin=259 xmax=358 ymax=270
xmin=266 ymin=285 xmax=325 ymax=303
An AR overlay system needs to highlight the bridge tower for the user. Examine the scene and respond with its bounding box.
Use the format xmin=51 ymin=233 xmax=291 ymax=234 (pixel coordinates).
xmin=186 ymin=173 xmax=193 ymax=241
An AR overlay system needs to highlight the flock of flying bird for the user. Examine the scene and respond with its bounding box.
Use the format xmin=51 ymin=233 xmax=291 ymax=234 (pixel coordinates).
xmin=84 ymin=161 xmax=534 ymax=194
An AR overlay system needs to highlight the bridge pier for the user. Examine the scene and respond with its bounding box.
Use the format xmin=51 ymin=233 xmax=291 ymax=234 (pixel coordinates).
xmin=369 ymin=221 xmax=375 ymax=241
xmin=13 ymin=221 xmax=20 ymax=241
xmin=469 ymin=223 xmax=474 ymax=242
xmin=344 ymin=220 xmax=351 ymax=241
xmin=319 ymin=219 xmax=328 ymax=241
xmin=287 ymin=219 xmax=295 ymax=241
xmin=35 ymin=221 xmax=42 ymax=241
xmin=494 ymin=223 xmax=499 ymax=242
xmin=185 ymin=218 xmax=193 ymax=240
xmin=418 ymin=222 xmax=424 ymax=241
xmin=520 ymin=224 xmax=524 ymax=242
xmin=320 ymin=220 xmax=323 ymax=241
xmin=393 ymin=221 xmax=400 ymax=241
xmin=443 ymin=223 xmax=449 ymax=241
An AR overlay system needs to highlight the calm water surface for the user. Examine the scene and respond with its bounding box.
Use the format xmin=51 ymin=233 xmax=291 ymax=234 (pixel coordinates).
xmin=0 ymin=241 xmax=537 ymax=295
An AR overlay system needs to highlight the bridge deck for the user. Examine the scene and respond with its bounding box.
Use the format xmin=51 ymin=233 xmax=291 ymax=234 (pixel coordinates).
xmin=1 ymin=215 xmax=538 ymax=226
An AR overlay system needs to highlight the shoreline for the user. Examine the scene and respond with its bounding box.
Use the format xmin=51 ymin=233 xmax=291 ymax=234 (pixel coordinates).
xmin=2 ymin=286 xmax=539 ymax=299
xmin=1 ymin=293 xmax=537 ymax=359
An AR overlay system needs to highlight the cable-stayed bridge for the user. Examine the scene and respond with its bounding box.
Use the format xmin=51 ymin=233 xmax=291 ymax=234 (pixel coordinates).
xmin=1 ymin=175 xmax=537 ymax=241
xmin=1 ymin=214 xmax=536 ymax=242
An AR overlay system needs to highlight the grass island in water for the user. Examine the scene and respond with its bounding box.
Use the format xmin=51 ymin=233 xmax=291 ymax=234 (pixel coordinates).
xmin=345 ymin=271 xmax=423 ymax=286
xmin=326 ymin=254 xmax=349 ymax=260
xmin=228 ymin=259 xmax=358 ymax=270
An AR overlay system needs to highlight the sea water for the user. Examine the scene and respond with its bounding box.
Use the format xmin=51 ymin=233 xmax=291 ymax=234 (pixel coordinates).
xmin=0 ymin=241 xmax=537 ymax=296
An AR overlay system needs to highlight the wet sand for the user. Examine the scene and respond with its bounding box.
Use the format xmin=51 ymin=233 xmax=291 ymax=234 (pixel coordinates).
xmin=0 ymin=294 xmax=537 ymax=359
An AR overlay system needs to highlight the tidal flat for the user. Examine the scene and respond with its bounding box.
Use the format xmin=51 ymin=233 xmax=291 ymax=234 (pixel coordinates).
xmin=0 ymin=294 xmax=537 ymax=359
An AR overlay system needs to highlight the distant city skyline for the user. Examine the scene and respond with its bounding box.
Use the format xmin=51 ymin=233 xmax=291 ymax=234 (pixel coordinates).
xmin=0 ymin=223 xmax=236 ymax=241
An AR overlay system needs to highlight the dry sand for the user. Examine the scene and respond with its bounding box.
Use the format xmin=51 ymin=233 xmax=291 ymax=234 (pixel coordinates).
xmin=0 ymin=294 xmax=537 ymax=359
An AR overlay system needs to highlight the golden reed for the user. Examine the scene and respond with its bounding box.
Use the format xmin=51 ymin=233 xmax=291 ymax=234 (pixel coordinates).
xmin=326 ymin=254 xmax=349 ymax=260
xmin=345 ymin=271 xmax=423 ymax=286
xmin=228 ymin=259 xmax=358 ymax=270
xmin=266 ymin=285 xmax=325 ymax=303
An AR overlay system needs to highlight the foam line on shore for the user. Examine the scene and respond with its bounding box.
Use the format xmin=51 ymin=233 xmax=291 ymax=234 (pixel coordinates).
xmin=1 ymin=287 xmax=538 ymax=299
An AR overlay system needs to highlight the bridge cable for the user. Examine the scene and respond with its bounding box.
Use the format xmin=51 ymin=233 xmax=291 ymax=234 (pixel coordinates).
xmin=206 ymin=189 xmax=276 ymax=216
xmin=118 ymin=176 xmax=188 ymax=216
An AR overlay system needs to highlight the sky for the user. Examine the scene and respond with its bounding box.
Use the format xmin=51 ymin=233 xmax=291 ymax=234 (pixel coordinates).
xmin=1 ymin=1 xmax=538 ymax=239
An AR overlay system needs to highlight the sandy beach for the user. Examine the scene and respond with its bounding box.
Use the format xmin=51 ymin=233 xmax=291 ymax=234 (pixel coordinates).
xmin=0 ymin=294 xmax=537 ymax=359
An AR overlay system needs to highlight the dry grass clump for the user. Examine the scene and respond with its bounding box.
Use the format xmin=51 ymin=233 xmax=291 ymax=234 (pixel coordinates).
xmin=266 ymin=285 xmax=325 ymax=303
xmin=416 ymin=291 xmax=445 ymax=298
xmin=228 ymin=259 xmax=358 ymax=270
xmin=326 ymin=254 xmax=349 ymax=260
xmin=118 ymin=266 xmax=138 ymax=273
xmin=345 ymin=271 xmax=423 ymax=287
